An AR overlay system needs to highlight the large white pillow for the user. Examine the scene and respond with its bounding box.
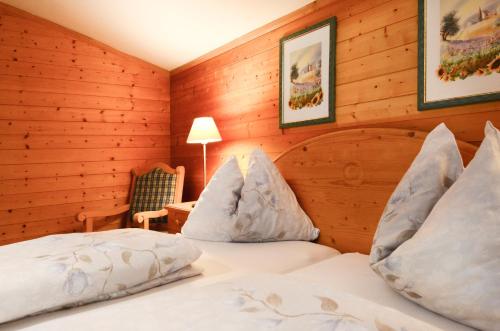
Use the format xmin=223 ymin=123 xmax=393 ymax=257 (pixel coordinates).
xmin=373 ymin=122 xmax=500 ymax=331
xmin=369 ymin=123 xmax=463 ymax=265
xmin=0 ymin=229 xmax=201 ymax=323
xmin=230 ymin=149 xmax=319 ymax=242
xmin=181 ymin=156 xmax=244 ymax=241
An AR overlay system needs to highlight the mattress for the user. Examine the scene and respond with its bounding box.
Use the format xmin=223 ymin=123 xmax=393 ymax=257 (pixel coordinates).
xmin=288 ymin=253 xmax=475 ymax=331
xmin=1 ymin=238 xmax=339 ymax=330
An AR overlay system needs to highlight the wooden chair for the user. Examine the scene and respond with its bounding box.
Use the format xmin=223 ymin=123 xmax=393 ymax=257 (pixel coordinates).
xmin=77 ymin=163 xmax=185 ymax=232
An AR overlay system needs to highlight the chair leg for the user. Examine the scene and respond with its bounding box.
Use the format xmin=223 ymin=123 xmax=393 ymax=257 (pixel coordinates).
xmin=143 ymin=218 xmax=149 ymax=230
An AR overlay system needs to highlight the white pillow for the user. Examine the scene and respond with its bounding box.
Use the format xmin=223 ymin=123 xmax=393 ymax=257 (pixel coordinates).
xmin=369 ymin=123 xmax=463 ymax=265
xmin=374 ymin=122 xmax=500 ymax=331
xmin=230 ymin=149 xmax=319 ymax=242
xmin=0 ymin=229 xmax=201 ymax=323
xmin=181 ymin=156 xmax=244 ymax=241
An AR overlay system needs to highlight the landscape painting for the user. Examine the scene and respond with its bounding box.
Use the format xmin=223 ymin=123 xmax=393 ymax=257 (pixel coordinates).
xmin=418 ymin=0 xmax=500 ymax=110
xmin=289 ymin=43 xmax=323 ymax=110
xmin=279 ymin=17 xmax=336 ymax=128
xmin=438 ymin=0 xmax=499 ymax=81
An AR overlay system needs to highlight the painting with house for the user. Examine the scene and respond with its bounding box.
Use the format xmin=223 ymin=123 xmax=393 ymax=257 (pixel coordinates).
xmin=289 ymin=43 xmax=323 ymax=110
xmin=437 ymin=0 xmax=499 ymax=81
xmin=418 ymin=0 xmax=500 ymax=109
xmin=279 ymin=17 xmax=336 ymax=128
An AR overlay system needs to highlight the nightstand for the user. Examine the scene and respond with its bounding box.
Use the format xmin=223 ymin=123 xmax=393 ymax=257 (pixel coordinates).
xmin=165 ymin=201 xmax=195 ymax=234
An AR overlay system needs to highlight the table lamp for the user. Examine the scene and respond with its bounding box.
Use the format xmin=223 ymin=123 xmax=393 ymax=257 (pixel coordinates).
xmin=187 ymin=117 xmax=222 ymax=187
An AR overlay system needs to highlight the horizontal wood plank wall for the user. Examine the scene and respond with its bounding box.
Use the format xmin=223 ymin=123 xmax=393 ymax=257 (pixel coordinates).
xmin=171 ymin=0 xmax=500 ymax=200
xmin=0 ymin=3 xmax=170 ymax=245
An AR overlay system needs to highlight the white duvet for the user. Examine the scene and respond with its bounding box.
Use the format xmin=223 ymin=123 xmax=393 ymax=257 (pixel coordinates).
xmin=0 ymin=229 xmax=201 ymax=324
xmin=5 ymin=273 xmax=444 ymax=331
xmin=158 ymin=275 xmax=445 ymax=331
xmin=156 ymin=275 xmax=443 ymax=330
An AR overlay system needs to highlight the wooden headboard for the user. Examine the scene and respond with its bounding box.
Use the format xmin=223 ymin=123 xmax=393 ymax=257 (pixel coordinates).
xmin=274 ymin=128 xmax=478 ymax=254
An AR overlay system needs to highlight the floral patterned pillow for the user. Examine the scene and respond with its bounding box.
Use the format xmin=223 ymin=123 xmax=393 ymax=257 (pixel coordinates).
xmin=0 ymin=229 xmax=201 ymax=323
xmin=182 ymin=156 xmax=244 ymax=241
xmin=373 ymin=122 xmax=500 ymax=330
xmin=369 ymin=123 xmax=463 ymax=265
xmin=230 ymin=149 xmax=319 ymax=242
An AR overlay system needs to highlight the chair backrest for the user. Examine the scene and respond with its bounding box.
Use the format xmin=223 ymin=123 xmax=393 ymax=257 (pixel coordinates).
xmin=128 ymin=163 xmax=185 ymax=223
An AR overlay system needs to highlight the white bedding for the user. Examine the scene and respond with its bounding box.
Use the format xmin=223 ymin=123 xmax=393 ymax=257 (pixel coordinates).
xmin=6 ymin=273 xmax=449 ymax=331
xmin=186 ymin=237 xmax=338 ymax=273
xmin=2 ymin=240 xmax=472 ymax=330
xmin=289 ymin=253 xmax=475 ymax=331
xmin=0 ymin=229 xmax=202 ymax=324
xmin=0 ymin=238 xmax=339 ymax=330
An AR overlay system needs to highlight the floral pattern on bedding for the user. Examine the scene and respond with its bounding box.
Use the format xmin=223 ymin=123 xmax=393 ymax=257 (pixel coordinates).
xmin=232 ymin=149 xmax=319 ymax=242
xmin=148 ymin=274 xmax=443 ymax=331
xmin=369 ymin=123 xmax=463 ymax=265
xmin=183 ymin=150 xmax=319 ymax=243
xmin=0 ymin=229 xmax=201 ymax=324
xmin=372 ymin=122 xmax=500 ymax=331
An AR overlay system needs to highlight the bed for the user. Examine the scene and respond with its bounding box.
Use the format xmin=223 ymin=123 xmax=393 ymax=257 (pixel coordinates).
xmin=0 ymin=128 xmax=480 ymax=330
xmin=0 ymin=235 xmax=340 ymax=330
xmin=289 ymin=254 xmax=475 ymax=331
xmin=185 ymin=237 xmax=338 ymax=274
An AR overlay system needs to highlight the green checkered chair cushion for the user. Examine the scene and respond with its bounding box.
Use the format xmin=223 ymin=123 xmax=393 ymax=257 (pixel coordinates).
xmin=129 ymin=168 xmax=177 ymax=224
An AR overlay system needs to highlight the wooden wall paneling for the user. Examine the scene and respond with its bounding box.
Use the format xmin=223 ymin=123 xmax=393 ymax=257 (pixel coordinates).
xmin=0 ymin=134 xmax=169 ymax=150
xmin=171 ymin=0 xmax=500 ymax=200
xmin=336 ymin=44 xmax=417 ymax=85
xmin=0 ymin=198 xmax=129 ymax=226
xmin=0 ymin=2 xmax=170 ymax=244
xmin=0 ymin=90 xmax=168 ymax=112
xmin=0 ymin=105 xmax=169 ymax=124
xmin=0 ymin=45 xmax=154 ymax=77
xmin=0 ymin=185 xmax=131 ymax=210
xmin=0 ymin=159 xmax=166 ymax=181
xmin=0 ymin=75 xmax=169 ymax=101
xmin=336 ymin=16 xmax=418 ymax=63
xmin=336 ymin=0 xmax=416 ymax=41
xmin=0 ymin=10 xmax=169 ymax=78
xmin=0 ymin=120 xmax=169 ymax=136
xmin=0 ymin=60 xmax=169 ymax=89
xmin=0 ymin=6 xmax=170 ymax=82
xmin=0 ymin=147 xmax=170 ymax=164
xmin=0 ymin=217 xmax=83 ymax=243
xmin=1 ymin=172 xmax=132 ymax=197
xmin=0 ymin=28 xmax=158 ymax=72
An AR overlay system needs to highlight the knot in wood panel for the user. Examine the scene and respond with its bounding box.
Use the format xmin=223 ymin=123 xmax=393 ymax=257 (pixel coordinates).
xmin=343 ymin=162 xmax=363 ymax=186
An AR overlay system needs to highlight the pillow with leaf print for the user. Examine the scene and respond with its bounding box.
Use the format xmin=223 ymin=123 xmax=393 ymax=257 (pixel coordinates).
xmin=230 ymin=148 xmax=319 ymax=242
xmin=369 ymin=123 xmax=463 ymax=265
xmin=182 ymin=156 xmax=244 ymax=241
xmin=373 ymin=121 xmax=500 ymax=331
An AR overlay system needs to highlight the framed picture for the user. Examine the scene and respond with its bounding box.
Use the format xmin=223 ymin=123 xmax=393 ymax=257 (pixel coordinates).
xmin=418 ymin=0 xmax=500 ymax=110
xmin=279 ymin=17 xmax=336 ymax=128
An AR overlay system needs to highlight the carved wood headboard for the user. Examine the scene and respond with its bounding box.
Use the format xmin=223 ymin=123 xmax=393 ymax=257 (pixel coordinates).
xmin=274 ymin=128 xmax=478 ymax=254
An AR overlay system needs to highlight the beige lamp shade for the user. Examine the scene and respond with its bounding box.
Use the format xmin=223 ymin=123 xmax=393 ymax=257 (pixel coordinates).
xmin=186 ymin=117 xmax=222 ymax=144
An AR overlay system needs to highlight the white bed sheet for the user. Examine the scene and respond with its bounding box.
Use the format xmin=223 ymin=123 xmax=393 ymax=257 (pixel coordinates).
xmin=0 ymin=239 xmax=339 ymax=330
xmin=185 ymin=236 xmax=339 ymax=273
xmin=289 ymin=253 xmax=475 ymax=331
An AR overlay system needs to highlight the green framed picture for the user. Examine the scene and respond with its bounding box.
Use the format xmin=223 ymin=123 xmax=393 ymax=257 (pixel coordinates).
xmin=418 ymin=0 xmax=500 ymax=110
xmin=279 ymin=17 xmax=336 ymax=128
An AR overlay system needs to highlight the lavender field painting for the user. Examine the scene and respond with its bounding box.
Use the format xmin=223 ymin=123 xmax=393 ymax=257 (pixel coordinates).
xmin=288 ymin=43 xmax=323 ymax=110
xmin=437 ymin=0 xmax=500 ymax=81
